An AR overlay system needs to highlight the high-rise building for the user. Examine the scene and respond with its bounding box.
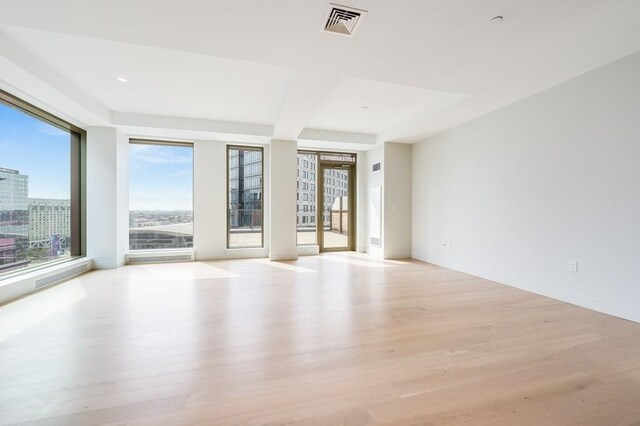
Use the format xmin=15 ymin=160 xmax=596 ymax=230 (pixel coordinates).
xmin=296 ymin=155 xmax=349 ymax=229
xmin=229 ymin=149 xmax=263 ymax=229
xmin=27 ymin=198 xmax=71 ymax=253
xmin=0 ymin=167 xmax=29 ymax=272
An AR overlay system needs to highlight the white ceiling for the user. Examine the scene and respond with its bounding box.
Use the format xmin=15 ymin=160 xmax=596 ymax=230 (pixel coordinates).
xmin=306 ymin=76 xmax=463 ymax=134
xmin=0 ymin=0 xmax=639 ymax=147
xmin=2 ymin=26 xmax=294 ymax=125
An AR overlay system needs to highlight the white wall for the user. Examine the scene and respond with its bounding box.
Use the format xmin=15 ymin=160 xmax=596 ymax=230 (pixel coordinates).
xmin=365 ymin=142 xmax=412 ymax=259
xmin=86 ymin=127 xmax=129 ymax=269
xmin=86 ymin=130 xmax=275 ymax=267
xmin=82 ymin=133 xmax=373 ymax=263
xmin=412 ymin=52 xmax=640 ymax=323
xmin=192 ymin=141 xmax=270 ymax=260
xmin=383 ymin=142 xmax=412 ymax=259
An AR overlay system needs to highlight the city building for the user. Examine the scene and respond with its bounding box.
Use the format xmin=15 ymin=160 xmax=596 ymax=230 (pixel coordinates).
xmin=128 ymin=211 xmax=194 ymax=250
xmin=296 ymin=154 xmax=349 ymax=229
xmin=128 ymin=223 xmax=193 ymax=250
xmin=0 ymin=167 xmax=29 ymax=272
xmin=27 ymin=198 xmax=71 ymax=252
xmin=229 ymin=148 xmax=262 ymax=231
xmin=296 ymin=154 xmax=317 ymax=228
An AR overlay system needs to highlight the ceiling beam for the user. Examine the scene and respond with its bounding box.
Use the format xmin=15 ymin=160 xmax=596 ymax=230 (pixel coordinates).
xmin=0 ymin=29 xmax=110 ymax=127
xmin=298 ymin=128 xmax=376 ymax=146
xmin=273 ymin=70 xmax=339 ymax=141
xmin=111 ymin=112 xmax=272 ymax=137
xmin=377 ymin=91 xmax=467 ymax=143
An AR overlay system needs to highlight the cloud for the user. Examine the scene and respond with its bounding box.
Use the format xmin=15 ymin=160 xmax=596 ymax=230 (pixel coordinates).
xmin=129 ymin=144 xmax=192 ymax=165
xmin=37 ymin=123 xmax=68 ymax=137
xmin=168 ymin=169 xmax=192 ymax=177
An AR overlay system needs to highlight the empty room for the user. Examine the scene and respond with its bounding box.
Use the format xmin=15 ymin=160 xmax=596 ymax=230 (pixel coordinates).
xmin=0 ymin=1 xmax=639 ymax=425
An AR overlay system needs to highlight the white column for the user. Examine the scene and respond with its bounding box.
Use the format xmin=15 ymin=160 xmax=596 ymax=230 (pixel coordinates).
xmin=383 ymin=142 xmax=412 ymax=259
xmin=193 ymin=140 xmax=227 ymax=260
xmin=366 ymin=143 xmax=385 ymax=259
xmin=86 ymin=127 xmax=129 ymax=268
xmin=356 ymin=151 xmax=368 ymax=252
xmin=269 ymin=139 xmax=298 ymax=260
xmin=365 ymin=142 xmax=412 ymax=259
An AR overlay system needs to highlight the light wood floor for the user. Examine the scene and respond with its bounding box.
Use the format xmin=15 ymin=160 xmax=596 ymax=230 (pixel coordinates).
xmin=1 ymin=253 xmax=639 ymax=425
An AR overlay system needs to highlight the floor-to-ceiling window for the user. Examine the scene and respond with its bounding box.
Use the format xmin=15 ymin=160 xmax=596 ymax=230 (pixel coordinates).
xmin=228 ymin=146 xmax=263 ymax=248
xmin=0 ymin=90 xmax=83 ymax=278
xmin=319 ymin=152 xmax=355 ymax=251
xmin=321 ymin=166 xmax=352 ymax=249
xmin=296 ymin=151 xmax=356 ymax=250
xmin=297 ymin=151 xmax=317 ymax=245
xmin=128 ymin=140 xmax=193 ymax=250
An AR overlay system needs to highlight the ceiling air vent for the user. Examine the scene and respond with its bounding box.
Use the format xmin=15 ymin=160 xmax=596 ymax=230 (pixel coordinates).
xmin=322 ymin=3 xmax=367 ymax=37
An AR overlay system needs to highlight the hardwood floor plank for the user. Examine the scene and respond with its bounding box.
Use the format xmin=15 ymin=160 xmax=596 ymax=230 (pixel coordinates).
xmin=0 ymin=253 xmax=639 ymax=425
xmin=11 ymin=395 xmax=185 ymax=426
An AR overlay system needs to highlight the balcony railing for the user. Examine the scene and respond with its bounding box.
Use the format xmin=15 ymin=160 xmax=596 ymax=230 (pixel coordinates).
xmin=229 ymin=208 xmax=262 ymax=232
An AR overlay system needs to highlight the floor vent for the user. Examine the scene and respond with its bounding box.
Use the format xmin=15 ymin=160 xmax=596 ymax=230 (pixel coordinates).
xmin=35 ymin=264 xmax=90 ymax=289
xmin=127 ymin=253 xmax=194 ymax=265
xmin=322 ymin=3 xmax=367 ymax=37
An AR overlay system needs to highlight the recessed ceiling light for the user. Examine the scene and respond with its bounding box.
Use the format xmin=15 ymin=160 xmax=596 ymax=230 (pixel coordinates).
xmin=490 ymin=15 xmax=504 ymax=23
xmin=360 ymin=105 xmax=369 ymax=111
xmin=116 ymin=77 xmax=128 ymax=83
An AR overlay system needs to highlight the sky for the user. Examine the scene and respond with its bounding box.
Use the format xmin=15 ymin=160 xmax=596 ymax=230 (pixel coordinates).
xmin=129 ymin=143 xmax=193 ymax=211
xmin=0 ymin=102 xmax=70 ymax=199
xmin=1 ymin=102 xmax=193 ymax=211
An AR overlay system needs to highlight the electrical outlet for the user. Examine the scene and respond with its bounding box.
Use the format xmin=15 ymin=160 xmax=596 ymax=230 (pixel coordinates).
xmin=569 ymin=262 xmax=578 ymax=272
xmin=443 ymin=241 xmax=448 ymax=248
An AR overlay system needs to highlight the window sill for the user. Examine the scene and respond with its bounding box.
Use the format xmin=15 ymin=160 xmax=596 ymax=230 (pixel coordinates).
xmin=0 ymin=257 xmax=92 ymax=305
xmin=0 ymin=256 xmax=86 ymax=282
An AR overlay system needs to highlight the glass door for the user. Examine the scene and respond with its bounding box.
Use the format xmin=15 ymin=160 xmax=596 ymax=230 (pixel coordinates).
xmin=318 ymin=164 xmax=355 ymax=251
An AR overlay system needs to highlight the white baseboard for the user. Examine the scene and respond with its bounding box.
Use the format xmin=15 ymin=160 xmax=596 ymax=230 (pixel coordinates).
xmin=297 ymin=245 xmax=320 ymax=256
xmin=126 ymin=249 xmax=195 ymax=264
xmin=421 ymin=258 xmax=640 ymax=324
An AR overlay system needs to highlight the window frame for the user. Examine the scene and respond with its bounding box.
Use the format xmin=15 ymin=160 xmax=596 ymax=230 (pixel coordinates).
xmin=297 ymin=149 xmax=357 ymax=250
xmin=128 ymin=138 xmax=194 ymax=251
xmin=226 ymin=145 xmax=264 ymax=249
xmin=0 ymin=89 xmax=85 ymax=279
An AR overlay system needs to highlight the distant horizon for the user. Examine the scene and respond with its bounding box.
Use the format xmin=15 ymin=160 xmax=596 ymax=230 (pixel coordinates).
xmin=130 ymin=209 xmax=193 ymax=213
xmin=129 ymin=143 xmax=193 ymax=210
xmin=2 ymin=102 xmax=194 ymax=211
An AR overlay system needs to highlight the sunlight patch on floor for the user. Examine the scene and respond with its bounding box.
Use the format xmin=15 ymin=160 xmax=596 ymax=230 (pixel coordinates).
xmin=323 ymin=253 xmax=393 ymax=268
xmin=139 ymin=262 xmax=239 ymax=280
xmin=250 ymin=258 xmax=317 ymax=273
xmin=0 ymin=279 xmax=86 ymax=342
